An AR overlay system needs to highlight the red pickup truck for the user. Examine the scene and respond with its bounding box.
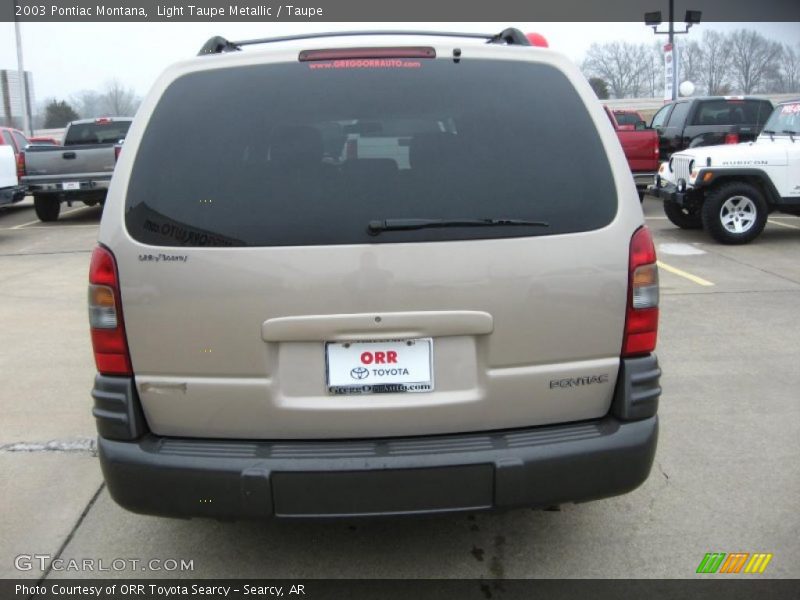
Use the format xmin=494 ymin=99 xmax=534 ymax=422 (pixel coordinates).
xmin=603 ymin=106 xmax=659 ymax=200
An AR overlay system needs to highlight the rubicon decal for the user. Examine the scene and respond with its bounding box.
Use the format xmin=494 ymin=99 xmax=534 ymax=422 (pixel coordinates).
xmin=696 ymin=552 xmax=773 ymax=574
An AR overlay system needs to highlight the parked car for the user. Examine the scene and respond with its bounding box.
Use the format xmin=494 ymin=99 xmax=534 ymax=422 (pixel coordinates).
xmin=0 ymin=145 xmax=26 ymax=206
xmin=651 ymin=98 xmax=800 ymax=244
xmin=28 ymin=136 xmax=60 ymax=146
xmin=650 ymin=96 xmax=773 ymax=160
xmin=91 ymin=29 xmax=660 ymax=520
xmin=0 ymin=126 xmax=29 ymax=163
xmin=603 ymin=105 xmax=660 ymax=200
xmin=19 ymin=117 xmax=132 ymax=222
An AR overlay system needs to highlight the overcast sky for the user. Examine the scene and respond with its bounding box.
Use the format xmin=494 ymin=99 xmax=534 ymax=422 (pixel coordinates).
xmin=0 ymin=21 xmax=797 ymax=104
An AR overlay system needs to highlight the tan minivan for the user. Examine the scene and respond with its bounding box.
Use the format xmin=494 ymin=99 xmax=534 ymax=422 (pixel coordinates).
xmin=89 ymin=29 xmax=661 ymax=519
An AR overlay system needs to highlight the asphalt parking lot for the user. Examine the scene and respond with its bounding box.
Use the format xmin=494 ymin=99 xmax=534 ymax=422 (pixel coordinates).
xmin=1 ymin=195 xmax=798 ymax=580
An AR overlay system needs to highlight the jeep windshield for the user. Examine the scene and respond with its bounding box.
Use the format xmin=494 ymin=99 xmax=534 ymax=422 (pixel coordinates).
xmin=125 ymin=59 xmax=617 ymax=247
xmin=762 ymin=103 xmax=800 ymax=135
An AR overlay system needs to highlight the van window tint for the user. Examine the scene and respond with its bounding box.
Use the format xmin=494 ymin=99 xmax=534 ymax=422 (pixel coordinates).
xmin=125 ymin=60 xmax=617 ymax=247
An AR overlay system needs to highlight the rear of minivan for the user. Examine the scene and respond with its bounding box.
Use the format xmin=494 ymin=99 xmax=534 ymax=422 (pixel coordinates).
xmin=90 ymin=32 xmax=660 ymax=519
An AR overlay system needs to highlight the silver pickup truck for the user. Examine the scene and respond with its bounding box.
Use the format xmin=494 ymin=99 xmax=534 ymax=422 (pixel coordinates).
xmin=21 ymin=117 xmax=132 ymax=221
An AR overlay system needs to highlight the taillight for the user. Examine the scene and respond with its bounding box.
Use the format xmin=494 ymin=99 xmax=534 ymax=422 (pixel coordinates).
xmin=525 ymin=32 xmax=549 ymax=47
xmin=623 ymin=226 xmax=659 ymax=357
xmin=89 ymin=245 xmax=132 ymax=376
xmin=16 ymin=151 xmax=25 ymax=179
xmin=724 ymin=133 xmax=739 ymax=144
xmin=114 ymin=145 xmax=121 ymax=162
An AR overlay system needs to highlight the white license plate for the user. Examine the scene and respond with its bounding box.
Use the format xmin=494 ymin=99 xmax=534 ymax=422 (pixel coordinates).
xmin=62 ymin=182 xmax=80 ymax=190
xmin=326 ymin=339 xmax=433 ymax=395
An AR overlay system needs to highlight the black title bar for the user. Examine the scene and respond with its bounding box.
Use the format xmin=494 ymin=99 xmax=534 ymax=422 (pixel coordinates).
xmin=3 ymin=0 xmax=800 ymax=22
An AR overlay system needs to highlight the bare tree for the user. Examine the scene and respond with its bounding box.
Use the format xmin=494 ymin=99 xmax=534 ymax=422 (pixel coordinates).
xmin=100 ymin=79 xmax=140 ymax=116
xmin=728 ymin=29 xmax=783 ymax=94
xmin=679 ymin=40 xmax=703 ymax=90
xmin=582 ymin=42 xmax=651 ymax=98
xmin=647 ymin=41 xmax=665 ymax=98
xmin=71 ymin=90 xmax=104 ymax=119
xmin=777 ymin=43 xmax=800 ymax=93
xmin=698 ymin=30 xmax=732 ymax=95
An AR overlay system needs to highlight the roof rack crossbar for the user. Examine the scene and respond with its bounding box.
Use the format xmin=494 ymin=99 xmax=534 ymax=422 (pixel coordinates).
xmin=197 ymin=28 xmax=531 ymax=56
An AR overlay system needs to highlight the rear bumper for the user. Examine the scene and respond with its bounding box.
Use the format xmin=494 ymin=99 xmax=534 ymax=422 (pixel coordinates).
xmin=0 ymin=186 xmax=25 ymax=206
xmin=99 ymin=416 xmax=657 ymax=519
xmin=24 ymin=177 xmax=110 ymax=195
xmin=633 ymin=172 xmax=657 ymax=188
xmin=95 ymin=355 xmax=661 ymax=519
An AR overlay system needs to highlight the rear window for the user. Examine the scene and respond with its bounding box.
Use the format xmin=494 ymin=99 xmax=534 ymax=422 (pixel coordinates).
xmin=691 ymin=100 xmax=773 ymax=127
xmin=125 ymin=59 xmax=617 ymax=247
xmin=614 ymin=112 xmax=641 ymax=126
xmin=65 ymin=121 xmax=131 ymax=146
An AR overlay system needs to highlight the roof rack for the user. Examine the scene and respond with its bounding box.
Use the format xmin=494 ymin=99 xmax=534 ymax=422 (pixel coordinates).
xmin=197 ymin=28 xmax=531 ymax=56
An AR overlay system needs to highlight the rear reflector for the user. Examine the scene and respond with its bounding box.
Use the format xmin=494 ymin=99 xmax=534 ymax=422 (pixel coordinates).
xmin=89 ymin=246 xmax=132 ymax=376
xmin=299 ymin=47 xmax=436 ymax=62
xmin=623 ymin=226 xmax=659 ymax=357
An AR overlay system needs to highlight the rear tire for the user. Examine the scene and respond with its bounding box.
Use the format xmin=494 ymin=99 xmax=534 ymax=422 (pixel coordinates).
xmin=663 ymin=201 xmax=702 ymax=230
xmin=33 ymin=195 xmax=61 ymax=222
xmin=702 ymin=182 xmax=767 ymax=245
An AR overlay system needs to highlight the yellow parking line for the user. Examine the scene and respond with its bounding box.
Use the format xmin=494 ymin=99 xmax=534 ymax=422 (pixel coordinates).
xmin=769 ymin=219 xmax=800 ymax=230
xmin=657 ymin=260 xmax=714 ymax=287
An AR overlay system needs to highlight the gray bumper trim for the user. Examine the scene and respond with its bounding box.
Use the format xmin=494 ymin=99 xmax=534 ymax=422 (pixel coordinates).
xmin=99 ymin=415 xmax=657 ymax=519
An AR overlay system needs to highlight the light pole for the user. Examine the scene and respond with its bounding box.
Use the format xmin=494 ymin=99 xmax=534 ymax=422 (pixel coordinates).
xmin=645 ymin=2 xmax=702 ymax=101
xmin=13 ymin=19 xmax=32 ymax=135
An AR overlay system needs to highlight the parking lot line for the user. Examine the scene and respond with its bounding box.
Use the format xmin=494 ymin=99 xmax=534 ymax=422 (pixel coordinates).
xmin=769 ymin=219 xmax=800 ymax=230
xmin=657 ymin=260 xmax=715 ymax=287
xmin=10 ymin=206 xmax=95 ymax=230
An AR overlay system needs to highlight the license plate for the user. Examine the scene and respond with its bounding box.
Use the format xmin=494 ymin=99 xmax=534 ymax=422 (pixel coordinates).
xmin=326 ymin=339 xmax=433 ymax=395
xmin=62 ymin=182 xmax=80 ymax=190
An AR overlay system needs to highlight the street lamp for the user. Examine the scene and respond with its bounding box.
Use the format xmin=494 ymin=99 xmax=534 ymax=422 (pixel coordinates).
xmin=644 ymin=1 xmax=701 ymax=101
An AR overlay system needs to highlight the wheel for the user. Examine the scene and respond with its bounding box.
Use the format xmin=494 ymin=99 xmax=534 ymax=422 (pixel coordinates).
xmin=33 ymin=195 xmax=61 ymax=222
xmin=663 ymin=200 xmax=703 ymax=229
xmin=702 ymin=182 xmax=768 ymax=245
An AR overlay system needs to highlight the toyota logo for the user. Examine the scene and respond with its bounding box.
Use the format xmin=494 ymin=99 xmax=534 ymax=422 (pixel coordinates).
xmin=350 ymin=367 xmax=369 ymax=380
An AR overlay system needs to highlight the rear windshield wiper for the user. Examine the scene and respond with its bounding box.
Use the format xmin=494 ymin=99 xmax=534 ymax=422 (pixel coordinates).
xmin=368 ymin=218 xmax=549 ymax=235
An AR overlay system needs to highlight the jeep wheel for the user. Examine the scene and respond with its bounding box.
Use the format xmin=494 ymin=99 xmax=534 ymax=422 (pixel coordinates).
xmin=702 ymin=182 xmax=767 ymax=245
xmin=663 ymin=201 xmax=702 ymax=229
xmin=33 ymin=195 xmax=61 ymax=222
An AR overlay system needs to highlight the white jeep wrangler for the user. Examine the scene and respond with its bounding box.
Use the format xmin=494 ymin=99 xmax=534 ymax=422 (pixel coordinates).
xmin=652 ymin=99 xmax=800 ymax=244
